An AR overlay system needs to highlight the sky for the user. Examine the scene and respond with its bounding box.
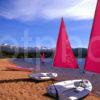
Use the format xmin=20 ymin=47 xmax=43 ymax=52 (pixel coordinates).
xmin=0 ymin=0 xmax=98 ymax=48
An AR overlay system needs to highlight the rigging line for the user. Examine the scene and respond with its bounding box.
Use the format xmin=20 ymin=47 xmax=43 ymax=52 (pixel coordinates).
xmin=51 ymin=80 xmax=59 ymax=100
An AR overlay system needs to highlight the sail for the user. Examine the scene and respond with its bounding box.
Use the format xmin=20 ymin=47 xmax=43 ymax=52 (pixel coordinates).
xmin=84 ymin=0 xmax=100 ymax=73
xmin=53 ymin=18 xmax=78 ymax=68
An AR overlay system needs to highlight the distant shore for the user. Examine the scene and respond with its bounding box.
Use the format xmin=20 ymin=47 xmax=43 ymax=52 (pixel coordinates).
xmin=0 ymin=45 xmax=87 ymax=58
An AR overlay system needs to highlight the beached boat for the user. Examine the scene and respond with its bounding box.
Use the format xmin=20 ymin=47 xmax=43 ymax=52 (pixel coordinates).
xmin=47 ymin=18 xmax=93 ymax=99
xmin=7 ymin=66 xmax=33 ymax=72
xmin=47 ymin=79 xmax=92 ymax=100
xmin=28 ymin=73 xmax=57 ymax=81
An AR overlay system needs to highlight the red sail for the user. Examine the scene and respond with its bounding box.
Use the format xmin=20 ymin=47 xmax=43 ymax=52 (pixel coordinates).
xmin=53 ymin=18 xmax=78 ymax=68
xmin=84 ymin=0 xmax=100 ymax=73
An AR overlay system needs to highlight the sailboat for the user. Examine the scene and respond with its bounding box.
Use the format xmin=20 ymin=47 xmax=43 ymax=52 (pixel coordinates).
xmin=47 ymin=18 xmax=92 ymax=100
xmin=84 ymin=0 xmax=100 ymax=73
xmin=53 ymin=18 xmax=78 ymax=69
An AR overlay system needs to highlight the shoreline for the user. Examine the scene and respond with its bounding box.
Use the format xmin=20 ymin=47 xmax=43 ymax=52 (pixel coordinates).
xmin=0 ymin=59 xmax=99 ymax=100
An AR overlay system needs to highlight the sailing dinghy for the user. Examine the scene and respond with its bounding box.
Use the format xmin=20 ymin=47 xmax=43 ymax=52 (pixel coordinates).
xmin=47 ymin=18 xmax=92 ymax=99
xmin=28 ymin=72 xmax=57 ymax=81
xmin=47 ymin=79 xmax=92 ymax=100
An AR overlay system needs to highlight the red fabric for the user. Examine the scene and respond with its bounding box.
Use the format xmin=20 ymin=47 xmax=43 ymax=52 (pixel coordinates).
xmin=41 ymin=53 xmax=45 ymax=63
xmin=53 ymin=18 xmax=78 ymax=68
xmin=84 ymin=0 xmax=100 ymax=73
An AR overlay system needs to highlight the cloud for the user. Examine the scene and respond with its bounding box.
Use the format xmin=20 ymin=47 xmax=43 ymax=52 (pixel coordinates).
xmin=0 ymin=0 xmax=97 ymax=21
xmin=44 ymin=0 xmax=97 ymax=20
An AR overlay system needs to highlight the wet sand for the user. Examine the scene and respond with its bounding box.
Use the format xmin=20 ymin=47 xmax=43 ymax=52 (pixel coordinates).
xmin=0 ymin=59 xmax=100 ymax=100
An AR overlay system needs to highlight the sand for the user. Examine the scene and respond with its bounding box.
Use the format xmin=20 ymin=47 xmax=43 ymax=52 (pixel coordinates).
xmin=0 ymin=58 xmax=100 ymax=100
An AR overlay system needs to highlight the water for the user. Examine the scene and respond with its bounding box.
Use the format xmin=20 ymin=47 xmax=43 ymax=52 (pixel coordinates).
xmin=11 ymin=58 xmax=86 ymax=73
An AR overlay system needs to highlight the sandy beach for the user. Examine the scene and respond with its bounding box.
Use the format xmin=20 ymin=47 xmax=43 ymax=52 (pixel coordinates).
xmin=0 ymin=58 xmax=100 ymax=100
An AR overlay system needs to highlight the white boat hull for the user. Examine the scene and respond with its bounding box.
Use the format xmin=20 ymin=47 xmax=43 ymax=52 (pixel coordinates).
xmin=47 ymin=79 xmax=92 ymax=100
xmin=28 ymin=73 xmax=57 ymax=81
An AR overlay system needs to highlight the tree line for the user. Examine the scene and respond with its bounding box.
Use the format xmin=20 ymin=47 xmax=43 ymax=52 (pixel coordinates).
xmin=0 ymin=48 xmax=87 ymax=58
